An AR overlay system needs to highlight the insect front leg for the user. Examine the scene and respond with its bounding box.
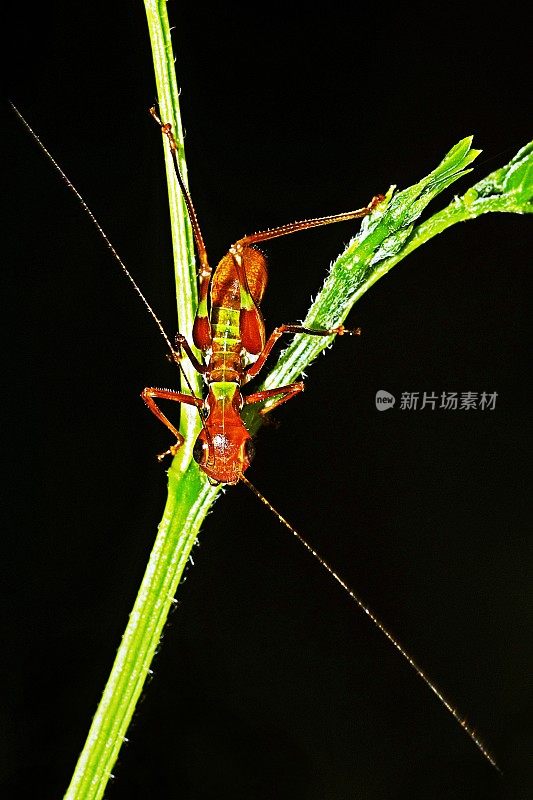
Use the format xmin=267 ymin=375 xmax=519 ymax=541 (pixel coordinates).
xmin=141 ymin=388 xmax=203 ymax=460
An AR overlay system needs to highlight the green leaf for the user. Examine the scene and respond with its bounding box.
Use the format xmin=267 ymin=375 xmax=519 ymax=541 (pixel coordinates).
xmin=468 ymin=140 xmax=533 ymax=208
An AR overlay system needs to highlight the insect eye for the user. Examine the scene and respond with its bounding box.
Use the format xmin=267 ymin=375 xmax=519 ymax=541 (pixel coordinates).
xmin=244 ymin=438 xmax=255 ymax=464
xmin=193 ymin=438 xmax=206 ymax=464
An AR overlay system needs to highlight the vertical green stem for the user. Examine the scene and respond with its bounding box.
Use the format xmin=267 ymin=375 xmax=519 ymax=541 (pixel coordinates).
xmin=63 ymin=4 xmax=218 ymax=798
xmin=144 ymin=0 xmax=202 ymax=459
xmin=64 ymin=468 xmax=217 ymax=800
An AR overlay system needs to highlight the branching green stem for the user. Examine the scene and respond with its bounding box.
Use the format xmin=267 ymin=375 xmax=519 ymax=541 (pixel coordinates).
xmin=63 ymin=3 xmax=532 ymax=797
xmin=257 ymin=140 xmax=532 ymax=404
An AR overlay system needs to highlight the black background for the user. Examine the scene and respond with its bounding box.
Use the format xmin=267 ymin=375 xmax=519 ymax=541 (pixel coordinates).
xmin=4 ymin=3 xmax=531 ymax=799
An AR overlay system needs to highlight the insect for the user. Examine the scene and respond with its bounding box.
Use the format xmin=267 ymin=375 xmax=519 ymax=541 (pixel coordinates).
xmin=11 ymin=102 xmax=500 ymax=780
xmin=142 ymin=108 xmax=382 ymax=484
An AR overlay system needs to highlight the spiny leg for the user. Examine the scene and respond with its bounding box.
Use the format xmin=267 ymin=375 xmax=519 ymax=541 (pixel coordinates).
xmin=245 ymin=382 xmax=305 ymax=415
xmin=150 ymin=107 xmax=213 ymax=350
xmin=246 ymin=323 xmax=360 ymax=381
xmin=228 ymin=194 xmax=381 ymax=356
xmin=234 ymin=194 xmax=384 ymax=250
xmin=141 ymin=387 xmax=203 ymax=460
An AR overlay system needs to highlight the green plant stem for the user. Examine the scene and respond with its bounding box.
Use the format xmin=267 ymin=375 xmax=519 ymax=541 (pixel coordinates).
xmin=64 ymin=470 xmax=217 ymax=800
xmin=144 ymin=0 xmax=202 ymax=453
xmin=63 ymin=4 xmax=216 ymax=799
xmin=63 ymin=4 xmax=532 ymax=793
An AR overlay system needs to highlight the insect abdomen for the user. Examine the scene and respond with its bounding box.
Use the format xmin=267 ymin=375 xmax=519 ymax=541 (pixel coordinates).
xmin=211 ymin=306 xmax=240 ymax=348
xmin=210 ymin=306 xmax=242 ymax=381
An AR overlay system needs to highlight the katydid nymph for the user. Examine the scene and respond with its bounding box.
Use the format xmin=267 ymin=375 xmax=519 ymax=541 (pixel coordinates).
xmin=142 ymin=109 xmax=383 ymax=485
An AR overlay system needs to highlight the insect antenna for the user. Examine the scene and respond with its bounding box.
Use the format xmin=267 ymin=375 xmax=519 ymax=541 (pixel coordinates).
xmin=240 ymin=473 xmax=501 ymax=773
xmin=12 ymin=102 xmax=210 ymax=450
xmin=10 ymin=102 xmax=175 ymax=356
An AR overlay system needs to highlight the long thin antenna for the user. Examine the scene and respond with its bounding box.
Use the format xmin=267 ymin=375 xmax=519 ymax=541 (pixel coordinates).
xmin=11 ymin=102 xmax=175 ymax=355
xmin=12 ymin=102 xmax=210 ymax=444
xmin=240 ymin=474 xmax=500 ymax=773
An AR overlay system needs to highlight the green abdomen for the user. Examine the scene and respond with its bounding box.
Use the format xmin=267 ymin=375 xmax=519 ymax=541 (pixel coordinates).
xmin=210 ymin=306 xmax=242 ymax=380
xmin=211 ymin=306 xmax=241 ymax=351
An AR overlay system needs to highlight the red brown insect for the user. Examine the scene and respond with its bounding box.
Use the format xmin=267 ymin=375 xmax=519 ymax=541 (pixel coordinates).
xmin=142 ymin=109 xmax=382 ymax=485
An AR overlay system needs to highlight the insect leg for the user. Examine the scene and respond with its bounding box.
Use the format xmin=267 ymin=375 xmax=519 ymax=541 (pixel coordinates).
xmin=235 ymin=194 xmax=384 ymax=249
xmin=150 ymin=108 xmax=213 ymax=351
xmin=173 ymin=333 xmax=207 ymax=373
xmin=192 ymin=266 xmax=214 ymax=351
xmin=245 ymin=382 xmax=305 ymax=415
xmin=245 ymin=323 xmax=360 ymax=381
xmin=229 ymin=244 xmax=265 ymax=355
xmin=141 ymin=387 xmax=203 ymax=460
xmin=228 ymin=195 xmax=381 ymax=355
